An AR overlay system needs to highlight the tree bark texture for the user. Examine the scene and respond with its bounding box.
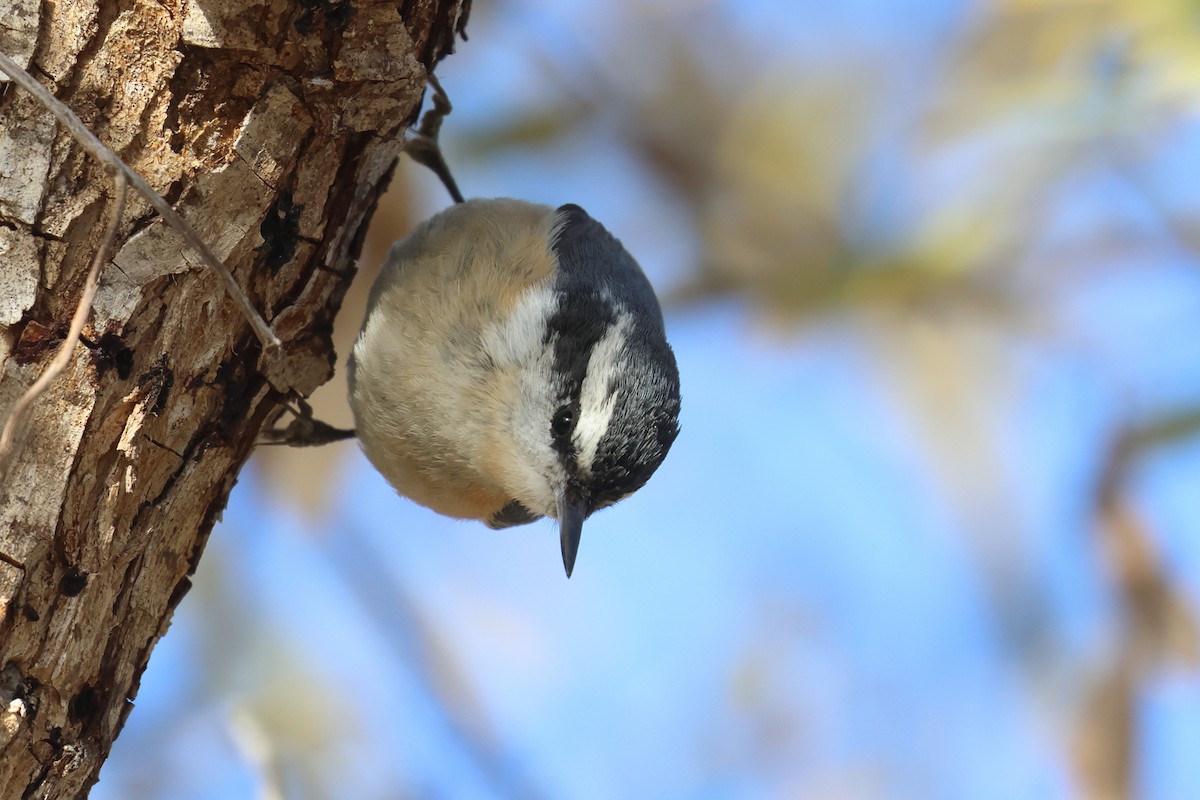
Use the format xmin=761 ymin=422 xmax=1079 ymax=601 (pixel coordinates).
xmin=0 ymin=0 xmax=469 ymax=795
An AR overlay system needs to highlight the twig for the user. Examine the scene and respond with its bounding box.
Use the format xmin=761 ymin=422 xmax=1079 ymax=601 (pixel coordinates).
xmin=327 ymin=525 xmax=546 ymax=800
xmin=1074 ymin=414 xmax=1200 ymax=798
xmin=0 ymin=170 xmax=127 ymax=468
xmin=0 ymin=49 xmax=281 ymax=353
xmin=227 ymin=708 xmax=287 ymax=800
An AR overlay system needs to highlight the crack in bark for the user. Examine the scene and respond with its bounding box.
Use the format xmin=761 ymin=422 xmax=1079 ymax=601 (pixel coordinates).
xmin=0 ymin=1 xmax=470 ymax=793
xmin=142 ymin=436 xmax=182 ymax=459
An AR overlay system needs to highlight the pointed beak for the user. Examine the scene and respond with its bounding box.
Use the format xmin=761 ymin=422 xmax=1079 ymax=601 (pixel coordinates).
xmin=558 ymin=492 xmax=588 ymax=578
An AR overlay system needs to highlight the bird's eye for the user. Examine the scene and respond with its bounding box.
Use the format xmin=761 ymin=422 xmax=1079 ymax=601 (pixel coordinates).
xmin=551 ymin=406 xmax=575 ymax=439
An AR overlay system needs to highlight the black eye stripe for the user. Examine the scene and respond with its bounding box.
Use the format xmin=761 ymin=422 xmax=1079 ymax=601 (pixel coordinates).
xmin=545 ymin=291 xmax=617 ymax=392
xmin=550 ymin=402 xmax=581 ymax=473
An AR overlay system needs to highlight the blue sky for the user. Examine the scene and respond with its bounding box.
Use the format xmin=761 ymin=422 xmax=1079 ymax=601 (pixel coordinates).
xmin=95 ymin=1 xmax=1200 ymax=798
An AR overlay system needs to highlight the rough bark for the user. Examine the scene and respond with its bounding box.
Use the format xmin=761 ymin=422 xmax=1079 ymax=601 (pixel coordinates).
xmin=0 ymin=0 xmax=469 ymax=795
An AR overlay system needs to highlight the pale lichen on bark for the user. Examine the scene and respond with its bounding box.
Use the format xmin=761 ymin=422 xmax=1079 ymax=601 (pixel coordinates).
xmin=0 ymin=0 xmax=470 ymax=795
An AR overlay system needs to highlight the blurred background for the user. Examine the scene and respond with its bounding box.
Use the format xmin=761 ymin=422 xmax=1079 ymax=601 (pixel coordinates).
xmin=96 ymin=0 xmax=1200 ymax=798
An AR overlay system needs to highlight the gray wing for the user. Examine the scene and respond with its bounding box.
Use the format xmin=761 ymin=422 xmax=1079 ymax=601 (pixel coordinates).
xmin=486 ymin=500 xmax=542 ymax=529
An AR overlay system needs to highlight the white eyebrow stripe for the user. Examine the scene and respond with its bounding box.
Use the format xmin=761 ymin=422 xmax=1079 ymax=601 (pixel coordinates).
xmin=574 ymin=311 xmax=631 ymax=476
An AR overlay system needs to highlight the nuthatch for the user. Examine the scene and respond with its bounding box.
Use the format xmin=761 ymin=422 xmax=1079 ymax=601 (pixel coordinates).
xmin=256 ymin=79 xmax=680 ymax=575
xmin=347 ymin=197 xmax=681 ymax=577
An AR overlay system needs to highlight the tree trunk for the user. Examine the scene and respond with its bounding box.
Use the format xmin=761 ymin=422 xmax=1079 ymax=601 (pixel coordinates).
xmin=0 ymin=0 xmax=469 ymax=795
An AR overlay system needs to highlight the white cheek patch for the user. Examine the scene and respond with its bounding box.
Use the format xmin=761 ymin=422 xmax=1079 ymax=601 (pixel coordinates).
xmin=574 ymin=311 xmax=631 ymax=477
xmin=481 ymin=283 xmax=555 ymax=365
xmin=481 ymin=283 xmax=564 ymax=516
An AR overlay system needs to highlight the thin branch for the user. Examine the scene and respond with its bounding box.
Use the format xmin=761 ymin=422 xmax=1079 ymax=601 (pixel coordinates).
xmin=228 ymin=708 xmax=288 ymax=800
xmin=326 ymin=525 xmax=547 ymax=800
xmin=1074 ymin=411 xmax=1200 ymax=799
xmin=0 ymin=49 xmax=281 ymax=353
xmin=0 ymin=170 xmax=127 ymax=471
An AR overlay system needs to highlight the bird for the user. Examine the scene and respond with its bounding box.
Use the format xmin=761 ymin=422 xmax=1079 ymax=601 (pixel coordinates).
xmin=347 ymin=197 xmax=681 ymax=577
